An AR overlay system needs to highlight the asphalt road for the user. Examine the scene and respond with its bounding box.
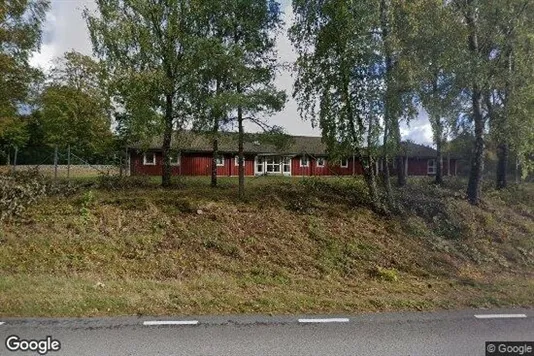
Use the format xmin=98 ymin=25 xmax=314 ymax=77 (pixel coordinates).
xmin=0 ymin=309 xmax=533 ymax=355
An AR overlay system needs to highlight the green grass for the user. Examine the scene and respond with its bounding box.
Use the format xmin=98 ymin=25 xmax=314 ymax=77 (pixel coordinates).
xmin=0 ymin=175 xmax=533 ymax=317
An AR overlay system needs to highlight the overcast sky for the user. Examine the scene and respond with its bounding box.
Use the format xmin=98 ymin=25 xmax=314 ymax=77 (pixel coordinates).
xmin=30 ymin=0 xmax=433 ymax=145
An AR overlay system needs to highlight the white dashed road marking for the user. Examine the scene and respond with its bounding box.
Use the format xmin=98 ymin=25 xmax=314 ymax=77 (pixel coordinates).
xmin=143 ymin=320 xmax=199 ymax=326
xmin=0 ymin=322 xmax=4 ymax=325
xmin=474 ymin=314 xmax=527 ymax=319
xmin=298 ymin=318 xmax=350 ymax=323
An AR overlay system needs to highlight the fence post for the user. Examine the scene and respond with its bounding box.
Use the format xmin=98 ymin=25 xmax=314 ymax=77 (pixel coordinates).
xmin=54 ymin=145 xmax=59 ymax=180
xmin=67 ymin=145 xmax=71 ymax=179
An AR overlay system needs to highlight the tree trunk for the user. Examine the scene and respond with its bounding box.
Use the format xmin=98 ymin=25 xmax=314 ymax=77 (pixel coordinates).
xmin=465 ymin=4 xmax=485 ymax=205
xmin=396 ymin=154 xmax=406 ymax=187
xmin=161 ymin=94 xmax=173 ymax=187
xmin=515 ymin=158 xmax=521 ymax=184
xmin=211 ymin=79 xmax=222 ymax=188
xmin=435 ymin=138 xmax=443 ymax=185
xmin=238 ymin=104 xmax=245 ymax=200
xmin=496 ymin=142 xmax=508 ymax=189
xmin=467 ymin=87 xmax=485 ymax=204
xmin=363 ymin=156 xmax=385 ymax=215
xmin=380 ymin=0 xmax=405 ymax=189
xmin=211 ymin=137 xmax=218 ymax=188
xmin=12 ymin=146 xmax=18 ymax=173
xmin=381 ymin=118 xmax=395 ymax=210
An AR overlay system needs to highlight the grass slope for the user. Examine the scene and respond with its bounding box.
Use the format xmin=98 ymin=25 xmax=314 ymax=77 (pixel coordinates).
xmin=0 ymin=176 xmax=533 ymax=317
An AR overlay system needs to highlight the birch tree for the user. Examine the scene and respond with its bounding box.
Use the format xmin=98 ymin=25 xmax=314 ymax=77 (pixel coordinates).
xmin=85 ymin=0 xmax=199 ymax=187
xmin=291 ymin=0 xmax=388 ymax=212
xmin=193 ymin=0 xmax=286 ymax=197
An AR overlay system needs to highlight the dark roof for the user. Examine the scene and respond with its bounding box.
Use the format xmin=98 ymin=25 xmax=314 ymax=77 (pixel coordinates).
xmin=130 ymin=131 xmax=328 ymax=155
xmin=401 ymin=142 xmax=438 ymax=158
xmin=130 ymin=131 xmax=442 ymax=158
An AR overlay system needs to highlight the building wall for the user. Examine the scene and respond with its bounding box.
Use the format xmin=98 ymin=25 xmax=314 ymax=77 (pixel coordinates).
xmin=130 ymin=151 xmax=255 ymax=176
xmin=291 ymin=156 xmax=363 ymax=176
xmin=130 ymin=150 xmax=456 ymax=177
xmin=405 ymin=157 xmax=457 ymax=176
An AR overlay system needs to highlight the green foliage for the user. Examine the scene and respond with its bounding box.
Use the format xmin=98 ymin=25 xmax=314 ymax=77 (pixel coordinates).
xmin=79 ymin=190 xmax=95 ymax=222
xmin=0 ymin=116 xmax=29 ymax=150
xmin=39 ymin=51 xmax=114 ymax=160
xmin=0 ymin=0 xmax=49 ymax=117
xmin=371 ymin=266 xmax=399 ymax=282
xmin=85 ymin=0 xmax=286 ymax=188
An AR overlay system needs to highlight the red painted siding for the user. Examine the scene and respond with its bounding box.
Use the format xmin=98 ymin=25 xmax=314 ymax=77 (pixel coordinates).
xmin=405 ymin=157 xmax=457 ymax=176
xmin=130 ymin=151 xmax=255 ymax=176
xmin=130 ymin=150 xmax=456 ymax=177
xmin=291 ymin=156 xmax=362 ymax=176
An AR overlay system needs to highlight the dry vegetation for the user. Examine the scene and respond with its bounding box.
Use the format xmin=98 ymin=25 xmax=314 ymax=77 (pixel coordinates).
xmin=0 ymin=174 xmax=533 ymax=317
xmin=0 ymin=165 xmax=119 ymax=178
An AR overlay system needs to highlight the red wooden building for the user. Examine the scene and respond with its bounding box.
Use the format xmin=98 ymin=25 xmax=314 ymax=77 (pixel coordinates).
xmin=128 ymin=132 xmax=458 ymax=177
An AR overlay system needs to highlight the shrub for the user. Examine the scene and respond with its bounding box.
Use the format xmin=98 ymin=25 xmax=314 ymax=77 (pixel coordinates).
xmin=370 ymin=266 xmax=399 ymax=282
xmin=0 ymin=171 xmax=47 ymax=221
xmin=0 ymin=171 xmax=82 ymax=222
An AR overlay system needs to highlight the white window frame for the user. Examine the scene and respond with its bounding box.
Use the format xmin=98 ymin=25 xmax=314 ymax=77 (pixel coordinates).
xmin=300 ymin=156 xmax=309 ymax=167
xmin=283 ymin=156 xmax=291 ymax=175
xmin=255 ymin=156 xmax=264 ymax=175
xmin=316 ymin=157 xmax=325 ymax=167
xmin=170 ymin=152 xmax=181 ymax=166
xmin=427 ymin=159 xmax=437 ymax=174
xmin=235 ymin=155 xmax=245 ymax=166
xmin=340 ymin=158 xmax=349 ymax=168
xmin=216 ymin=155 xmax=225 ymax=167
xmin=143 ymin=152 xmax=156 ymax=166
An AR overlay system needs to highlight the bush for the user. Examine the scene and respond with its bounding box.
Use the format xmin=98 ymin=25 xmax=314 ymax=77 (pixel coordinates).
xmin=370 ymin=266 xmax=399 ymax=282
xmin=0 ymin=171 xmax=47 ymax=221
xmin=0 ymin=171 xmax=82 ymax=222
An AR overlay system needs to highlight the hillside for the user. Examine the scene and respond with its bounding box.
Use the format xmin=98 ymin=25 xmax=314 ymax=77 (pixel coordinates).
xmin=0 ymin=175 xmax=533 ymax=317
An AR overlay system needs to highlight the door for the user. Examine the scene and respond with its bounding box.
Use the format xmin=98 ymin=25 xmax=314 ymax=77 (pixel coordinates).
xmin=283 ymin=156 xmax=291 ymax=176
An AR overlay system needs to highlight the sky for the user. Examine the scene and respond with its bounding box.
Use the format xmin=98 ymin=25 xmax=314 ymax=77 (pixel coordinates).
xmin=30 ymin=0 xmax=434 ymax=145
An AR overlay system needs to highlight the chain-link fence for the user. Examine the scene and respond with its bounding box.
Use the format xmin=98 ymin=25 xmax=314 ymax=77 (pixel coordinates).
xmin=0 ymin=146 xmax=127 ymax=178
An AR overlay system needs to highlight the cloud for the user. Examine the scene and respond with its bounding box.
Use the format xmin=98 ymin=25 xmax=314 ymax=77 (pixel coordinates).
xmin=30 ymin=0 xmax=96 ymax=71
xmin=262 ymin=2 xmax=321 ymax=137
xmin=400 ymin=108 xmax=434 ymax=146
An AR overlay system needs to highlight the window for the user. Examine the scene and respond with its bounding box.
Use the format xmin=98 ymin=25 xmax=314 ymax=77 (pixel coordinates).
xmin=283 ymin=157 xmax=291 ymax=173
xmin=216 ymin=155 xmax=225 ymax=166
xmin=266 ymin=156 xmax=281 ymax=173
xmin=235 ymin=155 xmax=245 ymax=166
xmin=170 ymin=152 xmax=180 ymax=166
xmin=143 ymin=152 xmax=156 ymax=165
xmin=256 ymin=156 xmax=264 ymax=174
xmin=341 ymin=158 xmax=348 ymax=168
xmin=316 ymin=157 xmax=325 ymax=167
xmin=300 ymin=156 xmax=309 ymax=167
xmin=427 ymin=159 xmax=437 ymax=174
